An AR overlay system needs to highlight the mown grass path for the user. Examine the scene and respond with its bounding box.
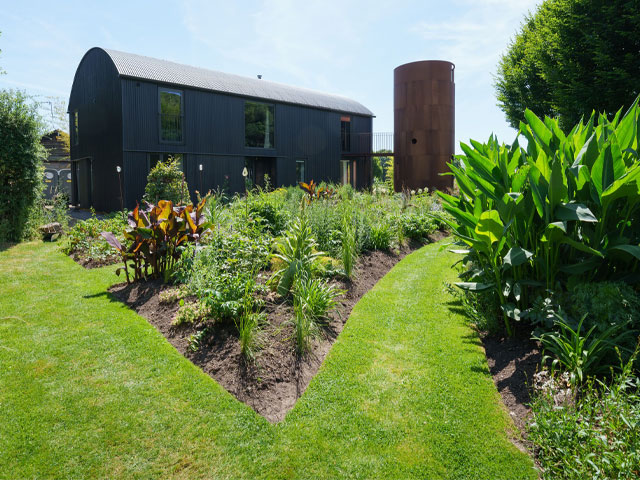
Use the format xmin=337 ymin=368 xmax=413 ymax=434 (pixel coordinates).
xmin=0 ymin=241 xmax=535 ymax=479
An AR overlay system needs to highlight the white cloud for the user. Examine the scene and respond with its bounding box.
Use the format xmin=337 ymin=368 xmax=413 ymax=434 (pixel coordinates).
xmin=180 ymin=0 xmax=381 ymax=91
xmin=410 ymin=0 xmax=540 ymax=82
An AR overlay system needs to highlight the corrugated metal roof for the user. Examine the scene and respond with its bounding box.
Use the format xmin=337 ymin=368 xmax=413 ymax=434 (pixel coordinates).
xmin=101 ymin=48 xmax=374 ymax=117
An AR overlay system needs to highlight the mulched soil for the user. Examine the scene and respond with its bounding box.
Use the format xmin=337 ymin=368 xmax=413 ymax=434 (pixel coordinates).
xmin=480 ymin=327 xmax=541 ymax=447
xmin=108 ymin=236 xmax=443 ymax=423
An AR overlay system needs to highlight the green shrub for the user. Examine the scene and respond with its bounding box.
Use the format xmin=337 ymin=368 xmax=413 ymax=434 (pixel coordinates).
xmin=40 ymin=191 xmax=70 ymax=232
xmin=368 ymin=221 xmax=393 ymax=251
xmin=61 ymin=210 xmax=127 ymax=262
xmin=143 ymin=158 xmax=191 ymax=205
xmin=564 ymin=282 xmax=640 ymax=334
xmin=528 ymin=352 xmax=640 ymax=479
xmin=440 ymin=97 xmax=640 ymax=335
xmin=246 ymin=191 xmax=289 ymax=236
xmin=183 ymin=231 xmax=268 ymax=319
xmin=398 ymin=212 xmax=435 ymax=242
xmin=0 ymin=90 xmax=46 ymax=242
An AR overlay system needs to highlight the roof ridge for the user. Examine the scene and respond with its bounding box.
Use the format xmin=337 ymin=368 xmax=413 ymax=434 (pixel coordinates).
xmin=100 ymin=48 xmax=373 ymax=116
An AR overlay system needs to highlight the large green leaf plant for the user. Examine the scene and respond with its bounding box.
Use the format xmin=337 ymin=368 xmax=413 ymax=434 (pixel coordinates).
xmin=440 ymin=96 xmax=640 ymax=334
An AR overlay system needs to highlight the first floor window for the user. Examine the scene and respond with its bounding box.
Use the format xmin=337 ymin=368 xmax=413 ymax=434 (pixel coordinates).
xmin=296 ymin=159 xmax=306 ymax=184
xmin=341 ymin=116 xmax=351 ymax=152
xmin=159 ymin=88 xmax=183 ymax=142
xmin=245 ymin=101 xmax=275 ymax=148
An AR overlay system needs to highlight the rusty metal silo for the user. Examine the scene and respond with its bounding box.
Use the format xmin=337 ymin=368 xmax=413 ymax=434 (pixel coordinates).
xmin=393 ymin=60 xmax=455 ymax=192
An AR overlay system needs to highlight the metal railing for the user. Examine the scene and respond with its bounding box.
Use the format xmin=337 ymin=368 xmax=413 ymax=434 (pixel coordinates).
xmin=345 ymin=132 xmax=394 ymax=155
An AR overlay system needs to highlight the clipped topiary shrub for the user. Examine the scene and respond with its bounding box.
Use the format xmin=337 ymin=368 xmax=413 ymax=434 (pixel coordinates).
xmin=143 ymin=158 xmax=191 ymax=205
xmin=0 ymin=90 xmax=46 ymax=242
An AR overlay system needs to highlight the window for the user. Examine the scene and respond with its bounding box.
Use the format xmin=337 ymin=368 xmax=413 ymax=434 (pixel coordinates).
xmin=148 ymin=153 xmax=183 ymax=172
xmin=71 ymin=111 xmax=79 ymax=146
xmin=245 ymin=101 xmax=275 ymax=148
xmin=341 ymin=159 xmax=352 ymax=186
xmin=341 ymin=116 xmax=351 ymax=152
xmin=296 ymin=159 xmax=306 ymax=184
xmin=159 ymin=88 xmax=183 ymax=143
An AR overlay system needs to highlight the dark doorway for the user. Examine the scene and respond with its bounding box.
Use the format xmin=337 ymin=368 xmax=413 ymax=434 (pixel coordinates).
xmin=74 ymin=157 xmax=92 ymax=208
xmin=246 ymin=156 xmax=276 ymax=189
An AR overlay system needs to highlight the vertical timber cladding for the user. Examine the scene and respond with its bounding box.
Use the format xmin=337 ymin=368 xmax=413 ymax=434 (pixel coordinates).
xmin=393 ymin=60 xmax=455 ymax=192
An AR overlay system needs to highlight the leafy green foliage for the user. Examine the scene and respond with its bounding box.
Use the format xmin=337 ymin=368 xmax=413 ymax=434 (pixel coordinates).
xmin=271 ymin=216 xmax=324 ymax=296
xmin=174 ymin=300 xmax=211 ymax=326
xmin=563 ymin=282 xmax=640 ymax=336
xmin=0 ymin=90 xmax=46 ymax=242
xmin=440 ymin=98 xmax=640 ymax=334
xmin=397 ymin=212 xmax=436 ymax=242
xmin=529 ymin=351 xmax=640 ymax=479
xmin=143 ymin=158 xmax=191 ymax=205
xmin=496 ymin=0 xmax=640 ymax=130
xmin=188 ymin=327 xmax=210 ymax=352
xmin=367 ymin=221 xmax=393 ymax=251
xmin=182 ymin=231 xmax=269 ymax=320
xmin=61 ymin=210 xmax=127 ymax=262
xmin=533 ymin=315 xmax=635 ymax=386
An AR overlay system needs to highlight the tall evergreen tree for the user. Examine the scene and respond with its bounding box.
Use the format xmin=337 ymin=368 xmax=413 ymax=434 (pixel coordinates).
xmin=495 ymin=0 xmax=640 ymax=130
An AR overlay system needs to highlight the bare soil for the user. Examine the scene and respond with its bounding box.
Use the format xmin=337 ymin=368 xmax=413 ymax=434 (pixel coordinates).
xmin=108 ymin=237 xmax=442 ymax=423
xmin=480 ymin=327 xmax=541 ymax=445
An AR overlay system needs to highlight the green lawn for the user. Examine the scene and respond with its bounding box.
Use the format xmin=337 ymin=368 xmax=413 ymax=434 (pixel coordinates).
xmin=0 ymin=241 xmax=536 ymax=479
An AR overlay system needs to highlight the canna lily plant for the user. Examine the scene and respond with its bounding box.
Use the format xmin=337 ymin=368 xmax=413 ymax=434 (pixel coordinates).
xmin=299 ymin=180 xmax=336 ymax=203
xmin=439 ymin=95 xmax=640 ymax=335
xmin=102 ymin=195 xmax=212 ymax=283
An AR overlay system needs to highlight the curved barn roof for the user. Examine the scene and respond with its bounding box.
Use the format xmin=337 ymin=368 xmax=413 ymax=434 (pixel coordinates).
xmin=100 ymin=48 xmax=373 ymax=117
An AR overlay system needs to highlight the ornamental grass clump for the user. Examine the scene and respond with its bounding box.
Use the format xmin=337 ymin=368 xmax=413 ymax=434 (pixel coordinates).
xmin=440 ymin=96 xmax=640 ymax=335
xmin=291 ymin=273 xmax=344 ymax=353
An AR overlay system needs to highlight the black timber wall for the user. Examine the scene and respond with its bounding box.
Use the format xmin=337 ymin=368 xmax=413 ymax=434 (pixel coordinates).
xmin=120 ymin=79 xmax=372 ymax=208
xmin=68 ymin=48 xmax=123 ymax=211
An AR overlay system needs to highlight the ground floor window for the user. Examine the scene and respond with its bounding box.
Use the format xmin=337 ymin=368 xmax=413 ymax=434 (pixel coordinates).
xmin=296 ymin=159 xmax=306 ymax=184
xmin=148 ymin=153 xmax=183 ymax=172
xmin=341 ymin=159 xmax=355 ymax=187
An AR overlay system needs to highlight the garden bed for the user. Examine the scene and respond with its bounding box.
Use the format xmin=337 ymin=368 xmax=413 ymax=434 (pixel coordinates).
xmin=110 ymin=242 xmax=433 ymax=422
xmin=480 ymin=329 xmax=541 ymax=445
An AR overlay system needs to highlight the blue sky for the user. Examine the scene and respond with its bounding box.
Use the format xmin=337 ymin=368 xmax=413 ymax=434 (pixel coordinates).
xmin=0 ymin=0 xmax=540 ymax=150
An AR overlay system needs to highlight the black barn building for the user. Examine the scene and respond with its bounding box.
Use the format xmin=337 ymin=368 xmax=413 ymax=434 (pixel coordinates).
xmin=68 ymin=47 xmax=374 ymax=211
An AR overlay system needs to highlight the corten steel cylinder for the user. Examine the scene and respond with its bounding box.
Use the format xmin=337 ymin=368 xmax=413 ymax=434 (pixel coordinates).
xmin=394 ymin=60 xmax=455 ymax=192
